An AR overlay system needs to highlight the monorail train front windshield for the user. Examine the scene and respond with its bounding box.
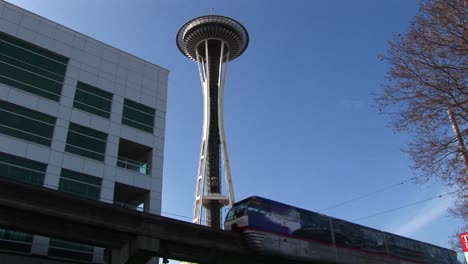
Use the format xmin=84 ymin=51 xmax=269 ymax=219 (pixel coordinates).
xmin=226 ymin=203 xmax=247 ymax=222
xmin=226 ymin=198 xmax=267 ymax=222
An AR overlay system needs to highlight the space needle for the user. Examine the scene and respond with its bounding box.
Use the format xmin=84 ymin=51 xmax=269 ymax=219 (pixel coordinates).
xmin=176 ymin=15 xmax=249 ymax=228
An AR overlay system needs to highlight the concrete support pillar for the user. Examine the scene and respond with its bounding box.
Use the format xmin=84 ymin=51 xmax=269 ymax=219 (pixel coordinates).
xmin=111 ymin=236 xmax=159 ymax=264
xmin=93 ymin=247 xmax=105 ymax=263
xmin=30 ymin=235 xmax=49 ymax=255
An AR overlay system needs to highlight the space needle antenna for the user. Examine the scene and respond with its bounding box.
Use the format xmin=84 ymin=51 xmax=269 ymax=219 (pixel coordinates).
xmin=176 ymin=15 xmax=249 ymax=228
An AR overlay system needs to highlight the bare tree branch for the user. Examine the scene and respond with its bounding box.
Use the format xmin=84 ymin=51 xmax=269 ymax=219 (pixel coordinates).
xmin=376 ymin=0 xmax=467 ymax=238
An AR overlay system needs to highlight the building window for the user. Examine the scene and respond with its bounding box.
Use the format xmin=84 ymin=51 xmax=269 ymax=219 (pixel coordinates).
xmin=0 ymin=152 xmax=46 ymax=186
xmin=0 ymin=100 xmax=56 ymax=146
xmin=122 ymin=99 xmax=155 ymax=133
xmin=65 ymin=123 xmax=107 ymax=161
xmin=73 ymin=82 xmax=112 ymax=118
xmin=59 ymin=169 xmax=101 ymax=200
xmin=48 ymin=169 xmax=100 ymax=261
xmin=0 ymin=228 xmax=33 ymax=243
xmin=0 ymin=32 xmax=68 ymax=101
xmin=48 ymin=238 xmax=94 ymax=262
xmin=0 ymin=227 xmax=33 ymax=253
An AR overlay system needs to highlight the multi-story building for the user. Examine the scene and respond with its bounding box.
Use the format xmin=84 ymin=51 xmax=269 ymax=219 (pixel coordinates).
xmin=0 ymin=1 xmax=168 ymax=263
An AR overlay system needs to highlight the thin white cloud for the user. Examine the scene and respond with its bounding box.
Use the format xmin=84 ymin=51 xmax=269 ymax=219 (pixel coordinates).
xmin=394 ymin=196 xmax=454 ymax=236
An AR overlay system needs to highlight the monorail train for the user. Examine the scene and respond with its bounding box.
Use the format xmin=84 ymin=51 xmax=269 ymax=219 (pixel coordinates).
xmin=224 ymin=196 xmax=458 ymax=264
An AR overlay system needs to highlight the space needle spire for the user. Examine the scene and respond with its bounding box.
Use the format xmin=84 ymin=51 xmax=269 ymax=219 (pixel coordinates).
xmin=176 ymin=15 xmax=249 ymax=228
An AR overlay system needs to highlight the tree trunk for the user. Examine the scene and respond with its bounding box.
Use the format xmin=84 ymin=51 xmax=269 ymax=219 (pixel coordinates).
xmin=447 ymin=108 xmax=468 ymax=174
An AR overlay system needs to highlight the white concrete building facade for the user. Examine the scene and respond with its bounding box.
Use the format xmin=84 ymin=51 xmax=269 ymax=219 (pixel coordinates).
xmin=0 ymin=0 xmax=168 ymax=262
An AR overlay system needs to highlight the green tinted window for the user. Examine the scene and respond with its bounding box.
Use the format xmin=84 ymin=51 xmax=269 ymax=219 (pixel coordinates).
xmin=73 ymin=82 xmax=112 ymax=118
xmin=48 ymin=238 xmax=94 ymax=262
xmin=0 ymin=227 xmax=33 ymax=253
xmin=0 ymin=32 xmax=68 ymax=101
xmin=122 ymin=99 xmax=154 ymax=133
xmin=0 ymin=100 xmax=56 ymax=146
xmin=59 ymin=169 xmax=101 ymax=200
xmin=49 ymin=239 xmax=94 ymax=253
xmin=65 ymin=123 xmax=107 ymax=161
xmin=0 ymin=152 xmax=46 ymax=185
xmin=0 ymin=228 xmax=33 ymax=243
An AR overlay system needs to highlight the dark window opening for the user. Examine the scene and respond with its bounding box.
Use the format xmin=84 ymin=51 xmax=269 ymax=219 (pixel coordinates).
xmin=113 ymin=182 xmax=149 ymax=212
xmin=117 ymin=138 xmax=152 ymax=175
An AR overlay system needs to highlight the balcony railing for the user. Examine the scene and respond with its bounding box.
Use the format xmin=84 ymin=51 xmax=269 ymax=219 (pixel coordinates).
xmin=113 ymin=202 xmax=144 ymax=212
xmin=117 ymin=157 xmax=149 ymax=175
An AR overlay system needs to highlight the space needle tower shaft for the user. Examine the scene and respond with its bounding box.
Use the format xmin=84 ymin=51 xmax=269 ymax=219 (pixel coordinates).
xmin=177 ymin=15 xmax=249 ymax=228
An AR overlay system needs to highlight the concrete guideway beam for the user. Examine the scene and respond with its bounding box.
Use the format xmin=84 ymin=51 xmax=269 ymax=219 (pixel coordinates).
xmin=110 ymin=236 xmax=160 ymax=264
xmin=0 ymin=178 xmax=345 ymax=264
xmin=0 ymin=179 xmax=252 ymax=263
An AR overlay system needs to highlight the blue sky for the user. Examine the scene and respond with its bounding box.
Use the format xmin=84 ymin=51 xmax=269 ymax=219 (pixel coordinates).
xmin=6 ymin=0 xmax=463 ymax=252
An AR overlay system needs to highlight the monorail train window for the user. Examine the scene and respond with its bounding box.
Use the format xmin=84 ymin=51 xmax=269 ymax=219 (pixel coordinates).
xmin=386 ymin=234 xmax=428 ymax=261
xmin=246 ymin=202 xmax=267 ymax=214
xmin=226 ymin=203 xmax=247 ymax=222
xmin=249 ymin=199 xmax=271 ymax=211
xmin=292 ymin=209 xmax=332 ymax=243
xmin=267 ymin=202 xmax=299 ymax=223
xmin=333 ymin=219 xmax=386 ymax=253
xmin=427 ymin=246 xmax=452 ymax=264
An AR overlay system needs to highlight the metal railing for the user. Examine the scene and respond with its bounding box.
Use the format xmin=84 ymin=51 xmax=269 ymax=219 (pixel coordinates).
xmin=117 ymin=157 xmax=149 ymax=175
xmin=113 ymin=202 xmax=144 ymax=212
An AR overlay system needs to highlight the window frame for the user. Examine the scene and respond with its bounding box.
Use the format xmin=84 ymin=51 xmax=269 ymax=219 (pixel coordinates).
xmin=65 ymin=123 xmax=107 ymax=161
xmin=0 ymin=100 xmax=56 ymax=146
xmin=122 ymin=99 xmax=155 ymax=133
xmin=0 ymin=32 xmax=68 ymax=101
xmin=0 ymin=152 xmax=47 ymax=186
xmin=59 ymin=169 xmax=102 ymax=200
xmin=73 ymin=81 xmax=113 ymax=119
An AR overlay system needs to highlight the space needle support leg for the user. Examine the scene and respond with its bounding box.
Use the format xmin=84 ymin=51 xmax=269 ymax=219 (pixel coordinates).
xmin=217 ymin=41 xmax=235 ymax=206
xmin=193 ymin=41 xmax=210 ymax=224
